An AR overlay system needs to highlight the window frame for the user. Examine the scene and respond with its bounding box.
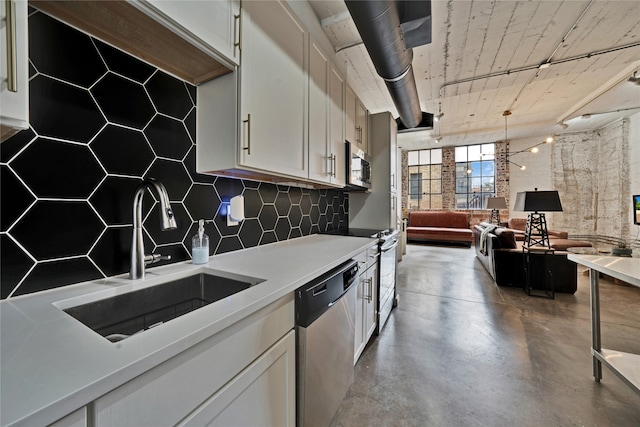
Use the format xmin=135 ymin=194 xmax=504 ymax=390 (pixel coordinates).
xmin=454 ymin=143 xmax=496 ymax=210
xmin=407 ymin=148 xmax=443 ymax=210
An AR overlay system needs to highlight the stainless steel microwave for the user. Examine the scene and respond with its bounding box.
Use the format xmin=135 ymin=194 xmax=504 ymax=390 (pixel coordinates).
xmin=345 ymin=142 xmax=371 ymax=191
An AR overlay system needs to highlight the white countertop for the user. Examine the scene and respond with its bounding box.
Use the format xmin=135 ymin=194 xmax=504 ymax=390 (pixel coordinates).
xmin=0 ymin=234 xmax=377 ymax=427
xmin=567 ymin=254 xmax=640 ymax=288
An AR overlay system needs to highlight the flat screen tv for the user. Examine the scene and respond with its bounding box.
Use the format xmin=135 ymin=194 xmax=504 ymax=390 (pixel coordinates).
xmin=634 ymin=194 xmax=640 ymax=225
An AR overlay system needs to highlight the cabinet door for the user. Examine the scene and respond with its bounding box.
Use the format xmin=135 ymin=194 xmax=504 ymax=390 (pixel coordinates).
xmin=345 ymin=85 xmax=356 ymax=144
xmin=329 ymin=64 xmax=346 ymax=186
xmin=239 ymin=0 xmax=307 ymax=179
xmin=390 ymin=130 xmax=398 ymax=193
xmin=179 ymin=331 xmax=295 ymax=427
xmin=308 ymin=39 xmax=330 ymax=183
xmin=1 ymin=0 xmax=29 ymax=142
xmin=364 ymin=263 xmax=378 ymax=343
xmin=143 ymin=0 xmax=240 ymax=64
xmin=356 ymin=99 xmax=368 ymax=152
xmin=49 ymin=407 xmax=87 ymax=427
xmin=354 ymin=272 xmax=366 ymax=364
xmin=354 ymin=263 xmax=378 ymax=364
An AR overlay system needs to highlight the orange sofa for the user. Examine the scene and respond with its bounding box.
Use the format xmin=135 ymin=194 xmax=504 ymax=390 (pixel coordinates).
xmin=406 ymin=211 xmax=473 ymax=247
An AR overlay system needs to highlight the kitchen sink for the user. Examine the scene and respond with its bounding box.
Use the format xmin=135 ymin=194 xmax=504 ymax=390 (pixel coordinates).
xmin=63 ymin=271 xmax=265 ymax=342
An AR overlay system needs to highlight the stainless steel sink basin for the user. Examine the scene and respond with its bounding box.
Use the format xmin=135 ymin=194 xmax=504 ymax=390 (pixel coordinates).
xmin=63 ymin=271 xmax=265 ymax=342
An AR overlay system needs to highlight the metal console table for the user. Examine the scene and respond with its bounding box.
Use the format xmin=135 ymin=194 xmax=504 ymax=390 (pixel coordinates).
xmin=567 ymin=254 xmax=640 ymax=395
xmin=522 ymin=245 xmax=555 ymax=299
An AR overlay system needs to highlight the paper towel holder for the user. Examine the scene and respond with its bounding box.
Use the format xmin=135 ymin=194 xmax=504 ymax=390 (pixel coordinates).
xmin=227 ymin=195 xmax=245 ymax=226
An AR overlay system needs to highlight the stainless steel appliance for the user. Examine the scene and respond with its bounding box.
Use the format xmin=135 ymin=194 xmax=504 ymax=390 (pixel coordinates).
xmin=320 ymin=228 xmax=399 ymax=334
xmin=345 ymin=142 xmax=372 ymax=190
xmin=295 ymin=259 xmax=359 ymax=427
xmin=377 ymin=231 xmax=399 ymax=333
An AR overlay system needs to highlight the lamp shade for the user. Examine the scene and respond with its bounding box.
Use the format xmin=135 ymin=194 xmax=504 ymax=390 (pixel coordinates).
xmin=514 ymin=190 xmax=563 ymax=212
xmin=485 ymin=197 xmax=507 ymax=209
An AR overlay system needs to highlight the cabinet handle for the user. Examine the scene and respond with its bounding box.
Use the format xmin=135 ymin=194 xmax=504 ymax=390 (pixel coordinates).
xmin=242 ymin=114 xmax=251 ymax=155
xmin=356 ymin=125 xmax=361 ymax=143
xmin=5 ymin=0 xmax=17 ymax=93
xmin=331 ymin=154 xmax=336 ymax=177
xmin=233 ymin=12 xmax=241 ymax=57
xmin=365 ymin=278 xmax=373 ymax=302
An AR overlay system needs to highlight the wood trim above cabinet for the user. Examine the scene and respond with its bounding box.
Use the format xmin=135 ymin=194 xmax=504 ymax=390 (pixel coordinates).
xmin=30 ymin=1 xmax=232 ymax=85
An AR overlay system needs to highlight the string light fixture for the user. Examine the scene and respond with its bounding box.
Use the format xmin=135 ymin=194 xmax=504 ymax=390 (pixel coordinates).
xmin=434 ymin=101 xmax=444 ymax=122
xmin=503 ymin=110 xmax=554 ymax=171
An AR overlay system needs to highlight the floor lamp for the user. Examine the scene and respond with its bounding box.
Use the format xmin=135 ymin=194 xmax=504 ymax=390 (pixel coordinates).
xmin=485 ymin=197 xmax=507 ymax=225
xmin=514 ymin=190 xmax=563 ymax=248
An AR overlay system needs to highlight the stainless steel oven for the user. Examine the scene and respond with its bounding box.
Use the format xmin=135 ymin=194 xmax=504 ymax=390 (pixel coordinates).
xmin=377 ymin=231 xmax=398 ymax=333
xmin=345 ymin=142 xmax=371 ymax=190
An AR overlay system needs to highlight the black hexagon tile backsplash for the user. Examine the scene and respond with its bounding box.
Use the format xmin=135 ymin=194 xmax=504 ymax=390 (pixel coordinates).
xmin=0 ymin=9 xmax=347 ymax=299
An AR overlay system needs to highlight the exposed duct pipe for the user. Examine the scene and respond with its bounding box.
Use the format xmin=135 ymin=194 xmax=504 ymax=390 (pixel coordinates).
xmin=344 ymin=0 xmax=424 ymax=129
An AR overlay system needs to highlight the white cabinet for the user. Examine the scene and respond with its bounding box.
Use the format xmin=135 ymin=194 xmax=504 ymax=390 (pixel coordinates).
xmin=179 ymin=331 xmax=295 ymax=427
xmin=345 ymin=85 xmax=368 ymax=153
xmin=329 ymin=64 xmax=346 ymax=186
xmin=345 ymin=85 xmax=356 ymax=145
xmin=1 ymin=0 xmax=29 ymax=142
xmin=356 ymin=98 xmax=368 ymax=153
xmin=349 ymin=111 xmax=399 ymax=230
xmin=197 ymin=0 xmax=308 ymax=181
xmin=48 ymin=407 xmax=87 ymax=427
xmin=238 ymin=0 xmax=307 ymax=178
xmin=142 ymin=0 xmax=241 ymax=65
xmin=308 ymin=39 xmax=346 ymax=186
xmin=308 ymin=40 xmax=330 ymax=183
xmin=93 ymin=295 xmax=294 ymax=426
xmin=354 ymin=245 xmax=379 ymax=363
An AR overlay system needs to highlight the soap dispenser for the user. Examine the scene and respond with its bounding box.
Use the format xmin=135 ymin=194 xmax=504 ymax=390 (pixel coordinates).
xmin=192 ymin=219 xmax=209 ymax=264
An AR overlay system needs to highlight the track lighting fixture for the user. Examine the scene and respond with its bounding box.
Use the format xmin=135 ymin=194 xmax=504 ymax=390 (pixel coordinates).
xmin=558 ymin=122 xmax=569 ymax=129
xmin=629 ymin=71 xmax=640 ymax=85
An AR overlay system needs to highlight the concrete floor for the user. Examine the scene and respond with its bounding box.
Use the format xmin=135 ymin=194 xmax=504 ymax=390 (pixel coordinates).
xmin=332 ymin=243 xmax=640 ymax=426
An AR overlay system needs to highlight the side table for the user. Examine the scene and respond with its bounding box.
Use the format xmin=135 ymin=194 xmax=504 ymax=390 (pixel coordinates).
xmin=522 ymin=245 xmax=555 ymax=298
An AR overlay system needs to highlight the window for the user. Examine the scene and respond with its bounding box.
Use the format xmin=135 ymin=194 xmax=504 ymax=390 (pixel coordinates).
xmin=455 ymin=143 xmax=495 ymax=209
xmin=407 ymin=149 xmax=442 ymax=210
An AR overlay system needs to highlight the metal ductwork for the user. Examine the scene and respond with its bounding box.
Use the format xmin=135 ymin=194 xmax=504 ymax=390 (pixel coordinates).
xmin=345 ymin=0 xmax=430 ymax=129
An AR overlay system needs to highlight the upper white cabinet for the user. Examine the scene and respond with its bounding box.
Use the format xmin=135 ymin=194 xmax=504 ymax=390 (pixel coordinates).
xmin=197 ymin=0 xmax=308 ymax=181
xmin=345 ymin=85 xmax=368 ymax=153
xmin=239 ymin=0 xmax=307 ymax=178
xmin=356 ymin=98 xmax=368 ymax=152
xmin=308 ymin=40 xmax=346 ymax=186
xmin=308 ymin=40 xmax=330 ymax=183
xmin=349 ymin=111 xmax=399 ymax=230
xmin=345 ymin=85 xmax=356 ymax=145
xmin=142 ymin=0 xmax=241 ymax=65
xmin=1 ymin=0 xmax=29 ymax=142
xmin=329 ymin=64 xmax=346 ymax=186
xmin=198 ymin=0 xmax=354 ymax=187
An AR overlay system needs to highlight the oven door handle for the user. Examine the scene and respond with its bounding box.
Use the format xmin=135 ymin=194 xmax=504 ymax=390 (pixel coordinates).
xmin=381 ymin=240 xmax=398 ymax=253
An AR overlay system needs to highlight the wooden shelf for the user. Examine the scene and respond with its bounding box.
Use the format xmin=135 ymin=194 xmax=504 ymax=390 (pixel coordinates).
xmin=31 ymin=1 xmax=232 ymax=85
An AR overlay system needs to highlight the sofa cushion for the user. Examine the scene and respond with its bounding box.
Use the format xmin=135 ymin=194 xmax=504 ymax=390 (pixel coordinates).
xmin=494 ymin=228 xmax=517 ymax=249
xmin=549 ymin=239 xmax=592 ymax=251
xmin=508 ymin=218 xmax=527 ymax=230
xmin=409 ymin=211 xmax=469 ymax=228
xmin=407 ymin=227 xmax=473 ymax=240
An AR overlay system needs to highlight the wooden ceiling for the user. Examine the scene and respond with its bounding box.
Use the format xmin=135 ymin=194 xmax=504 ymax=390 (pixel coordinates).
xmin=309 ymin=0 xmax=640 ymax=149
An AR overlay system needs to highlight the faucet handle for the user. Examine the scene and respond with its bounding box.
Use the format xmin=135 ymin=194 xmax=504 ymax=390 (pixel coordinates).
xmin=144 ymin=254 xmax=172 ymax=265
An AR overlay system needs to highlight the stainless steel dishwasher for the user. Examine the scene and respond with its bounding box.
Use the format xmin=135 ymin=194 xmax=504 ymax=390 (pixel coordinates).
xmin=295 ymin=259 xmax=359 ymax=427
